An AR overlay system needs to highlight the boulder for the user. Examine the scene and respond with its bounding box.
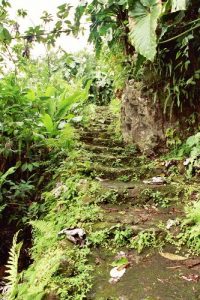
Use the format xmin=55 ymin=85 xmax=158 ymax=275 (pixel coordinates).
xmin=121 ymin=80 xmax=166 ymax=155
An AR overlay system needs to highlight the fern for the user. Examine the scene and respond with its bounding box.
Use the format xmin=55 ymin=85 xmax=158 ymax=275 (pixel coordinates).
xmin=4 ymin=231 xmax=23 ymax=300
xmin=184 ymin=201 xmax=200 ymax=225
xmin=180 ymin=201 xmax=200 ymax=253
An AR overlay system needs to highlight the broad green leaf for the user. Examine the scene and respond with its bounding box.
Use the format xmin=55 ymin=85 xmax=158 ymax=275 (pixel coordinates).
xmin=186 ymin=132 xmax=200 ymax=147
xmin=41 ymin=82 xmax=56 ymax=118
xmin=56 ymin=81 xmax=91 ymax=120
xmin=41 ymin=113 xmax=55 ymax=135
xmin=111 ymin=257 xmax=128 ymax=267
xmin=0 ymin=25 xmax=11 ymax=43
xmin=45 ymin=86 xmax=56 ymax=97
xmin=56 ymin=91 xmax=83 ymax=120
xmin=128 ymin=0 xmax=162 ymax=61
xmin=118 ymin=0 xmax=128 ymax=5
xmin=26 ymin=89 xmax=36 ymax=101
xmin=171 ymin=0 xmax=186 ymax=12
xmin=47 ymin=99 xmax=56 ymax=118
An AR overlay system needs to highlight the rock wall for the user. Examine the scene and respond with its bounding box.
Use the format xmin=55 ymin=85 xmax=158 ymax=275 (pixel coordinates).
xmin=121 ymin=80 xmax=166 ymax=155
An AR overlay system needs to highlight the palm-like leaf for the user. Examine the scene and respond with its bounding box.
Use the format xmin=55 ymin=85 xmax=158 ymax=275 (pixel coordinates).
xmin=41 ymin=113 xmax=56 ymax=136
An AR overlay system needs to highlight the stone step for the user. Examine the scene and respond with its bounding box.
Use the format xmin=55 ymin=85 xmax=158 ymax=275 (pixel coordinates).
xmin=88 ymin=153 xmax=131 ymax=166
xmin=80 ymin=136 xmax=124 ymax=148
xmin=83 ymin=143 xmax=125 ymax=155
xmin=89 ymin=119 xmax=113 ymax=126
xmin=104 ymin=204 xmax=181 ymax=225
xmin=85 ymin=125 xmax=111 ymax=132
xmin=91 ymin=164 xmax=136 ymax=180
xmin=98 ymin=180 xmax=182 ymax=205
xmin=79 ymin=130 xmax=111 ymax=139
xmin=92 ymin=203 xmax=183 ymax=232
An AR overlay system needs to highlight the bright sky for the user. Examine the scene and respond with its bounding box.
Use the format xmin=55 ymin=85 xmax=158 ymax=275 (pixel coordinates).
xmin=9 ymin=0 xmax=91 ymax=57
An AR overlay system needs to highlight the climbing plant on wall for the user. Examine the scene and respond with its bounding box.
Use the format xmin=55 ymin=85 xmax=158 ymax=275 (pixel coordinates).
xmin=74 ymin=0 xmax=191 ymax=60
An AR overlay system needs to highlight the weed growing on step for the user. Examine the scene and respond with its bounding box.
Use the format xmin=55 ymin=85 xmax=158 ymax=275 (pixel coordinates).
xmin=88 ymin=229 xmax=109 ymax=246
xmin=118 ymin=174 xmax=132 ymax=182
xmin=97 ymin=189 xmax=119 ymax=204
xmin=124 ymin=145 xmax=138 ymax=156
xmin=111 ymin=159 xmax=123 ymax=168
xmin=151 ymin=191 xmax=170 ymax=208
xmin=89 ymin=225 xmax=133 ymax=248
xmin=130 ymin=229 xmax=158 ymax=253
xmin=140 ymin=189 xmax=170 ymax=208
xmin=177 ymin=200 xmax=200 ymax=254
xmin=113 ymin=226 xmax=133 ymax=246
xmin=157 ymin=199 xmax=200 ymax=255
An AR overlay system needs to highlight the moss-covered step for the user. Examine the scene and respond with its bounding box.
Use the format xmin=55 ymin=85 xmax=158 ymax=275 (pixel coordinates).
xmin=99 ymin=180 xmax=184 ymax=205
xmin=91 ymin=164 xmax=136 ymax=180
xmin=81 ymin=137 xmax=124 ymax=148
xmin=79 ymin=130 xmax=111 ymax=140
xmin=87 ymin=152 xmax=133 ymax=166
xmin=92 ymin=204 xmax=183 ymax=230
xmin=83 ymin=143 xmax=126 ymax=155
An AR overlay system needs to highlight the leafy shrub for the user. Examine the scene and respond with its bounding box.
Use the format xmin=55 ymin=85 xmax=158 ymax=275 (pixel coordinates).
xmin=130 ymin=230 xmax=157 ymax=253
xmin=179 ymin=201 xmax=200 ymax=254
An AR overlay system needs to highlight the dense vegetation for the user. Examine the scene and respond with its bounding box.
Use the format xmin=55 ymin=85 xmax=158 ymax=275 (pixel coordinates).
xmin=0 ymin=0 xmax=200 ymax=299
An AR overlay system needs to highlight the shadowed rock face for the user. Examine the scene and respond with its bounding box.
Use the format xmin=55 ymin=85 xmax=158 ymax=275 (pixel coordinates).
xmin=121 ymin=80 xmax=200 ymax=155
xmin=121 ymin=80 xmax=166 ymax=155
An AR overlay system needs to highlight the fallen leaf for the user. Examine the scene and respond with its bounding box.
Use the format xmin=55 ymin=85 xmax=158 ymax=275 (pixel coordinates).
xmin=159 ymin=252 xmax=188 ymax=261
xmin=181 ymin=274 xmax=200 ymax=282
xmin=166 ymin=266 xmax=181 ymax=269
xmin=111 ymin=257 xmax=128 ymax=268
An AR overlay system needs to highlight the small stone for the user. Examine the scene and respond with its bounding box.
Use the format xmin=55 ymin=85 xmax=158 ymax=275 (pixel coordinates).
xmin=143 ymin=176 xmax=166 ymax=185
xmin=183 ymin=158 xmax=190 ymax=166
xmin=166 ymin=219 xmax=178 ymax=230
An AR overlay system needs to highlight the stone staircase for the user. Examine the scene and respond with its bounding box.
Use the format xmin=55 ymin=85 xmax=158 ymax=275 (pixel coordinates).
xmin=77 ymin=106 xmax=187 ymax=231
xmin=77 ymin=106 xmax=200 ymax=300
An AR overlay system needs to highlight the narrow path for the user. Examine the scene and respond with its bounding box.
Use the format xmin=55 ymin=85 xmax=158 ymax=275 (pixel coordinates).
xmin=78 ymin=106 xmax=200 ymax=300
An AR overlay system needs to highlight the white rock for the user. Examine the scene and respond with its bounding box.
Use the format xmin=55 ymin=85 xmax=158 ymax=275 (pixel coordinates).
xmin=143 ymin=176 xmax=166 ymax=185
xmin=183 ymin=158 xmax=190 ymax=166
xmin=166 ymin=219 xmax=177 ymax=230
xmin=110 ymin=267 xmax=126 ymax=279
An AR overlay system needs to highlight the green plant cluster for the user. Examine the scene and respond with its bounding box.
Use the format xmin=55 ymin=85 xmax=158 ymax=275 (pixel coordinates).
xmin=1 ymin=2 xmax=200 ymax=299
xmin=0 ymin=67 xmax=91 ymax=222
xmin=8 ymin=174 xmax=100 ymax=300
xmin=180 ymin=200 xmax=200 ymax=253
xmin=74 ymin=0 xmax=200 ymax=115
